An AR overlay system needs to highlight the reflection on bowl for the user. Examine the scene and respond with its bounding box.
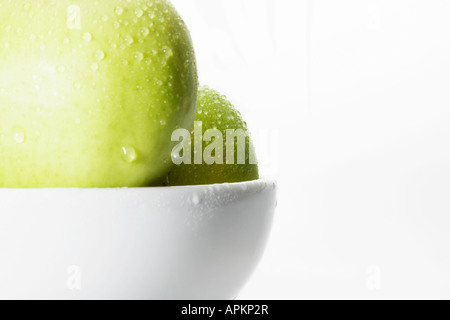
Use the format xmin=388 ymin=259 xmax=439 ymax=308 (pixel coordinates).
xmin=0 ymin=179 xmax=276 ymax=300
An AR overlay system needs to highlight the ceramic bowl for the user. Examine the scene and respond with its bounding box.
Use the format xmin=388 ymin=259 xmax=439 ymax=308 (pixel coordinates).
xmin=0 ymin=179 xmax=276 ymax=300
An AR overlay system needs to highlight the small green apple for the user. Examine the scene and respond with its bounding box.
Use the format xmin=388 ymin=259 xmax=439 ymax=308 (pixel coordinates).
xmin=166 ymin=86 xmax=259 ymax=186
xmin=0 ymin=0 xmax=197 ymax=187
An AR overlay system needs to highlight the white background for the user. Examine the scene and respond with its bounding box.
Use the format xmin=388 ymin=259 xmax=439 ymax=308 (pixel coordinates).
xmin=172 ymin=0 xmax=450 ymax=299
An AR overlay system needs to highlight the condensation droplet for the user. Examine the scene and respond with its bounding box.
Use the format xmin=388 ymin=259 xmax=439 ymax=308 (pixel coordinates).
xmin=13 ymin=127 xmax=25 ymax=144
xmin=124 ymin=35 xmax=134 ymax=46
xmin=121 ymin=146 xmax=137 ymax=163
xmin=115 ymin=6 xmax=124 ymax=15
xmin=91 ymin=63 xmax=99 ymax=71
xmin=135 ymin=8 xmax=144 ymax=18
xmin=192 ymin=194 xmax=201 ymax=205
xmin=140 ymin=27 xmax=149 ymax=37
xmin=82 ymin=32 xmax=92 ymax=42
xmin=95 ymin=49 xmax=105 ymax=61
xmin=134 ymin=51 xmax=144 ymax=61
xmin=74 ymin=82 xmax=82 ymax=89
xmin=57 ymin=65 xmax=66 ymax=73
xmin=113 ymin=21 xmax=121 ymax=29
xmin=160 ymin=120 xmax=167 ymax=126
xmin=162 ymin=46 xmax=173 ymax=60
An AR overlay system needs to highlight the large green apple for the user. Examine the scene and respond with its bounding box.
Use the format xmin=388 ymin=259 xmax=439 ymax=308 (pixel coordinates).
xmin=166 ymin=86 xmax=259 ymax=186
xmin=0 ymin=0 xmax=197 ymax=187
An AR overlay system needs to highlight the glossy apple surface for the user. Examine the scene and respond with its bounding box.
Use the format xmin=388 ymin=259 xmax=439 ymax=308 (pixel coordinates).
xmin=166 ymin=87 xmax=259 ymax=186
xmin=0 ymin=0 xmax=197 ymax=187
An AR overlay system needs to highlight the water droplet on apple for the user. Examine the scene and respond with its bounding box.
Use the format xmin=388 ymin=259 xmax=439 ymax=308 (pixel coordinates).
xmin=160 ymin=120 xmax=167 ymax=126
xmin=113 ymin=21 xmax=121 ymax=29
xmin=74 ymin=82 xmax=82 ymax=89
xmin=56 ymin=65 xmax=66 ymax=73
xmin=140 ymin=27 xmax=149 ymax=37
xmin=95 ymin=49 xmax=105 ymax=61
xmin=13 ymin=127 xmax=25 ymax=144
xmin=134 ymin=51 xmax=144 ymax=61
xmin=91 ymin=63 xmax=99 ymax=71
xmin=124 ymin=35 xmax=134 ymax=46
xmin=82 ymin=32 xmax=92 ymax=42
xmin=115 ymin=6 xmax=124 ymax=15
xmin=162 ymin=46 xmax=173 ymax=60
xmin=135 ymin=8 xmax=144 ymax=18
xmin=121 ymin=146 xmax=137 ymax=163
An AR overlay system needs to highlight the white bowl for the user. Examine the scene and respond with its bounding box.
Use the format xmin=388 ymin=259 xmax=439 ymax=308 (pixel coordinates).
xmin=0 ymin=179 xmax=276 ymax=300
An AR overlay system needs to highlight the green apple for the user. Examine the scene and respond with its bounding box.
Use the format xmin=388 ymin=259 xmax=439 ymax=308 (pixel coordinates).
xmin=166 ymin=86 xmax=259 ymax=186
xmin=0 ymin=0 xmax=197 ymax=187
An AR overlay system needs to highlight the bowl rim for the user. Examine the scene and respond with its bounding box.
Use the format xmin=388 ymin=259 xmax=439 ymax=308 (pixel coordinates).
xmin=161 ymin=177 xmax=276 ymax=190
xmin=0 ymin=178 xmax=277 ymax=191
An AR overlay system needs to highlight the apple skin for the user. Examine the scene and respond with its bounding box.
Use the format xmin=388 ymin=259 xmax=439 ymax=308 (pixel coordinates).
xmin=166 ymin=86 xmax=259 ymax=186
xmin=0 ymin=0 xmax=197 ymax=187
